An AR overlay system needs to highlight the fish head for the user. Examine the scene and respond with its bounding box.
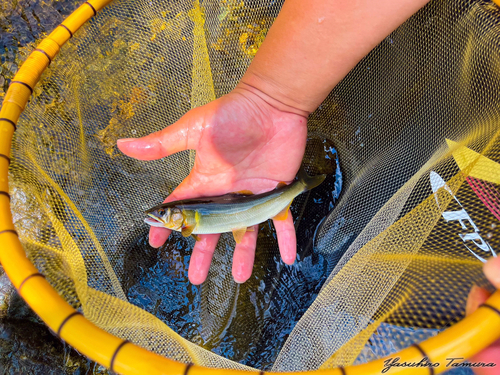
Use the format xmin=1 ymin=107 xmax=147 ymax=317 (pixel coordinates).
xmin=144 ymin=205 xmax=171 ymax=228
xmin=144 ymin=205 xmax=184 ymax=230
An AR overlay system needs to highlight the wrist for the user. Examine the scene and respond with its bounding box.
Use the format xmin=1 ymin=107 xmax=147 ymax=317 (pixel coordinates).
xmin=235 ymin=74 xmax=312 ymax=118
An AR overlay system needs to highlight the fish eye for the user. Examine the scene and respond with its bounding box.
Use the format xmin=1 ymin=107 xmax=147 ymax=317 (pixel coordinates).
xmin=158 ymin=208 xmax=165 ymax=216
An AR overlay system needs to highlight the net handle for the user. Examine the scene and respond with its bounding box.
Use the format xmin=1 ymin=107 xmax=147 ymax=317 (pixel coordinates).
xmin=0 ymin=0 xmax=499 ymax=374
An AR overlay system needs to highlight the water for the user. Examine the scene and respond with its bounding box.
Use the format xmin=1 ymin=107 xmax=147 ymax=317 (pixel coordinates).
xmin=0 ymin=0 xmax=81 ymax=85
xmin=124 ymin=136 xmax=343 ymax=369
xmin=0 ymin=0 xmax=109 ymax=373
xmin=1 ymin=0 xmax=344 ymax=370
xmin=1 ymin=0 xmax=346 ymax=371
xmin=1 ymin=0 xmax=478 ymax=373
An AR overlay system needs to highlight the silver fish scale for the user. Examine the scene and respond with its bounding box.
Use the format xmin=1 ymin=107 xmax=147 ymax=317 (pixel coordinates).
xmin=190 ymin=182 xmax=305 ymax=234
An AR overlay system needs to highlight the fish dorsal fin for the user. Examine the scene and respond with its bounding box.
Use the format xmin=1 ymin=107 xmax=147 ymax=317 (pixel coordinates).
xmin=232 ymin=228 xmax=247 ymax=243
xmin=191 ymin=234 xmax=201 ymax=241
xmin=276 ymin=182 xmax=287 ymax=189
xmin=273 ymin=201 xmax=292 ymax=221
xmin=181 ymin=225 xmax=195 ymax=237
xmin=231 ymin=190 xmax=253 ymax=195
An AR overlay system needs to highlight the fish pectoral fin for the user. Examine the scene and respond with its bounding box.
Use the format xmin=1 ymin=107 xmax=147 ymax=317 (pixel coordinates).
xmin=181 ymin=225 xmax=195 ymax=237
xmin=232 ymin=228 xmax=247 ymax=243
xmin=231 ymin=190 xmax=253 ymax=195
xmin=246 ymin=226 xmax=255 ymax=232
xmin=273 ymin=201 xmax=292 ymax=221
xmin=276 ymin=182 xmax=288 ymax=189
xmin=191 ymin=234 xmax=201 ymax=241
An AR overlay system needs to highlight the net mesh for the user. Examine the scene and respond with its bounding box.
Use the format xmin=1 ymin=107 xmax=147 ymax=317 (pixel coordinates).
xmin=6 ymin=0 xmax=500 ymax=371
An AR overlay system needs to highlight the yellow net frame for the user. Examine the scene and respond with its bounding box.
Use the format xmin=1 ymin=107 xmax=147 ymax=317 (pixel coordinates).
xmin=0 ymin=0 xmax=499 ymax=374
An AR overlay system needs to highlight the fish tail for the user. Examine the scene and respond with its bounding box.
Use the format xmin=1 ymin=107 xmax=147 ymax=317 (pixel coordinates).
xmin=298 ymin=167 xmax=327 ymax=190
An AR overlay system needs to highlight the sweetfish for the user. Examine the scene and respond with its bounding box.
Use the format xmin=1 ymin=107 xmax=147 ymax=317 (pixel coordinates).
xmin=144 ymin=168 xmax=326 ymax=243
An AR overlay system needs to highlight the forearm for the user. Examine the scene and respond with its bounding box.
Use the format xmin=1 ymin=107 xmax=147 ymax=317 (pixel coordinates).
xmin=238 ymin=0 xmax=430 ymax=115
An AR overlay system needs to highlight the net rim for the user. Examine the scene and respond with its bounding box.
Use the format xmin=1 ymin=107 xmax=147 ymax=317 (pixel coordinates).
xmin=0 ymin=0 xmax=499 ymax=373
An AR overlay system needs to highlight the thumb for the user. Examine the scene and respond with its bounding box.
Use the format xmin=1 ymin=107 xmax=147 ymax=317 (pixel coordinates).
xmin=465 ymin=256 xmax=499 ymax=316
xmin=483 ymin=256 xmax=500 ymax=289
xmin=466 ymin=285 xmax=491 ymax=316
xmin=466 ymin=258 xmax=500 ymax=375
xmin=116 ymin=109 xmax=203 ymax=160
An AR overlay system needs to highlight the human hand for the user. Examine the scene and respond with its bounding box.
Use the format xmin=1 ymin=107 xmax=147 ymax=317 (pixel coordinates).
xmin=117 ymin=84 xmax=308 ymax=284
xmin=466 ymin=256 xmax=500 ymax=374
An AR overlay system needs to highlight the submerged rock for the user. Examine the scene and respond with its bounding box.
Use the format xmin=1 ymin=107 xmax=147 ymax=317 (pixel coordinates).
xmin=0 ymin=266 xmax=107 ymax=374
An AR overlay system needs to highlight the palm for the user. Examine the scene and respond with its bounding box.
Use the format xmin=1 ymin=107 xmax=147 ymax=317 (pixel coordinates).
xmin=180 ymin=91 xmax=307 ymax=197
xmin=117 ymin=88 xmax=307 ymax=284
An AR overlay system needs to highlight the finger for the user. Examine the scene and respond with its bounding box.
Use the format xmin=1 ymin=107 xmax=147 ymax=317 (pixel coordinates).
xmin=467 ymin=257 xmax=500 ymax=374
xmin=188 ymin=234 xmax=220 ymax=285
xmin=149 ymin=227 xmax=172 ymax=248
xmin=273 ymin=210 xmax=297 ymax=265
xmin=484 ymin=256 xmax=500 ymax=288
xmin=146 ymin=182 xmax=194 ymax=248
xmin=116 ymin=110 xmax=202 ymax=160
xmin=232 ymin=226 xmax=259 ymax=283
xmin=465 ymin=285 xmax=491 ymax=316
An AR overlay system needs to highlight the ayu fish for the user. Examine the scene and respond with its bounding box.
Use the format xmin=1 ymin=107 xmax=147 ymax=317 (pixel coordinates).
xmin=144 ymin=168 xmax=326 ymax=243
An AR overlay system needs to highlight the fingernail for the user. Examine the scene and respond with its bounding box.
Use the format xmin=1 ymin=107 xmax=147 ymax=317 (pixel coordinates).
xmin=466 ymin=284 xmax=492 ymax=316
xmin=232 ymin=269 xmax=249 ymax=284
xmin=149 ymin=240 xmax=160 ymax=249
xmin=233 ymin=277 xmax=247 ymax=284
xmin=117 ymin=138 xmax=136 ymax=144
xmin=466 ymin=285 xmax=480 ymax=316
xmin=188 ymin=274 xmax=205 ymax=285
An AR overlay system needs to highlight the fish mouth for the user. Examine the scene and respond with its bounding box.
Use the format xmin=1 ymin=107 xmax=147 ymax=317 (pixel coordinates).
xmin=144 ymin=214 xmax=166 ymax=227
